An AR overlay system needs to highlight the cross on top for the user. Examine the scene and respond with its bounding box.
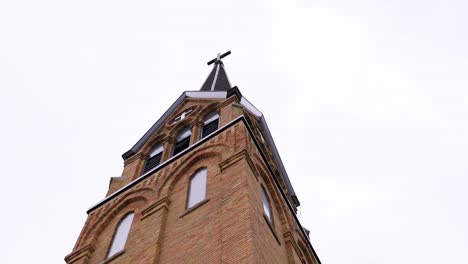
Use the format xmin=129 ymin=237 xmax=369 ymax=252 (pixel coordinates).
xmin=207 ymin=51 xmax=231 ymax=66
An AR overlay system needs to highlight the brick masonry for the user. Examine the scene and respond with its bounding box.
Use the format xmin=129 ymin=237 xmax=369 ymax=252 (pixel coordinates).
xmin=65 ymin=96 xmax=319 ymax=264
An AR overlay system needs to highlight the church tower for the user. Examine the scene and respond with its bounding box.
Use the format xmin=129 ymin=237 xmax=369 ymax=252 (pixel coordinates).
xmin=65 ymin=52 xmax=321 ymax=264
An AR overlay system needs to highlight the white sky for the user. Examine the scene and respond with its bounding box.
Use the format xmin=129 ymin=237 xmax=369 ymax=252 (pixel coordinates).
xmin=1 ymin=0 xmax=467 ymax=263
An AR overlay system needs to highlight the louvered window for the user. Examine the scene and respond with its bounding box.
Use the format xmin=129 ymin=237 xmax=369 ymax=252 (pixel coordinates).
xmin=202 ymin=113 xmax=219 ymax=138
xmin=173 ymin=128 xmax=191 ymax=156
xmin=143 ymin=144 xmax=164 ymax=174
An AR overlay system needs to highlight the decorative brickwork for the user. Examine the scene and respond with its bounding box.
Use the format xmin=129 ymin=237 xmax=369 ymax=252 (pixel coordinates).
xmin=66 ymin=92 xmax=320 ymax=263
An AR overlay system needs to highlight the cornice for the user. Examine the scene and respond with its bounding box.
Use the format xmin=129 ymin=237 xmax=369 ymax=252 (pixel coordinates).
xmin=124 ymin=152 xmax=146 ymax=166
xmin=64 ymin=243 xmax=95 ymax=264
xmin=219 ymin=149 xmax=258 ymax=180
xmin=141 ymin=197 xmax=170 ymax=220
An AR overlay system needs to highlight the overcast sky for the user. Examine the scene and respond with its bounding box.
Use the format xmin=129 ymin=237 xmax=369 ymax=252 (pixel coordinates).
xmin=1 ymin=0 xmax=467 ymax=263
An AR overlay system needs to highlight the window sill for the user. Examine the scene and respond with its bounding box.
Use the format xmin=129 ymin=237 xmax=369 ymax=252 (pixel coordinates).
xmin=101 ymin=250 xmax=125 ymax=264
xmin=263 ymin=213 xmax=281 ymax=245
xmin=179 ymin=198 xmax=210 ymax=218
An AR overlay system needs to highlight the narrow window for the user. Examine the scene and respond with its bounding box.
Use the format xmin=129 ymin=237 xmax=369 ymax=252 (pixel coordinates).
xmin=143 ymin=144 xmax=164 ymax=174
xmin=261 ymin=186 xmax=272 ymax=224
xmin=202 ymin=112 xmax=219 ymax=138
xmin=187 ymin=168 xmax=207 ymax=208
xmin=107 ymin=213 xmax=134 ymax=259
xmin=173 ymin=128 xmax=191 ymax=156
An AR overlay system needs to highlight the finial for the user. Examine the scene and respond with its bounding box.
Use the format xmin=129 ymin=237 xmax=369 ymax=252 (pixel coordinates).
xmin=207 ymin=51 xmax=231 ymax=66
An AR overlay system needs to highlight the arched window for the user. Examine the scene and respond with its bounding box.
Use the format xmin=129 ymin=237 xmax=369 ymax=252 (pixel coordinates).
xmin=261 ymin=186 xmax=273 ymax=224
xmin=173 ymin=128 xmax=191 ymax=156
xmin=202 ymin=112 xmax=219 ymax=138
xmin=187 ymin=168 xmax=207 ymax=208
xmin=143 ymin=144 xmax=164 ymax=174
xmin=107 ymin=213 xmax=134 ymax=258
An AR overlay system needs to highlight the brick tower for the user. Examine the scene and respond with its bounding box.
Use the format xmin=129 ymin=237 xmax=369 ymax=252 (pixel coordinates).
xmin=65 ymin=52 xmax=321 ymax=264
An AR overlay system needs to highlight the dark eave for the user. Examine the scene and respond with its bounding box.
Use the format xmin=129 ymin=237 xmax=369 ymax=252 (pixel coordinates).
xmin=259 ymin=116 xmax=300 ymax=206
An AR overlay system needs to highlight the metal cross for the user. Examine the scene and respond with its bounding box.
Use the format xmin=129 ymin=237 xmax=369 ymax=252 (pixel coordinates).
xmin=207 ymin=51 xmax=231 ymax=65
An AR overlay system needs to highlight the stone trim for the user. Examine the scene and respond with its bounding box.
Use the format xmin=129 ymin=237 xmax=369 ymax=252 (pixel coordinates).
xmin=219 ymin=149 xmax=258 ymax=180
xmin=283 ymin=231 xmax=306 ymax=263
xmin=179 ymin=198 xmax=210 ymax=218
xmin=193 ymin=120 xmax=205 ymax=128
xmin=100 ymin=250 xmax=125 ymax=264
xmin=217 ymin=95 xmax=238 ymax=110
xmin=65 ymin=243 xmax=95 ymax=264
xmin=141 ymin=197 xmax=170 ymax=220
xmin=124 ymin=152 xmax=146 ymax=166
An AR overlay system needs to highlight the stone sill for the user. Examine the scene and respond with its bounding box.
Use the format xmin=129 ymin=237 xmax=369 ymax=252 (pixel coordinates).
xmin=101 ymin=250 xmax=125 ymax=264
xmin=179 ymin=198 xmax=210 ymax=218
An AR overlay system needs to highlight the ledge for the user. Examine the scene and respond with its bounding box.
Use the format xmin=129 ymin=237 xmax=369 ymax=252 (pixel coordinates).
xmin=64 ymin=243 xmax=95 ymax=264
xmin=219 ymin=149 xmax=257 ymax=180
xmin=100 ymin=250 xmax=125 ymax=264
xmin=179 ymin=198 xmax=210 ymax=218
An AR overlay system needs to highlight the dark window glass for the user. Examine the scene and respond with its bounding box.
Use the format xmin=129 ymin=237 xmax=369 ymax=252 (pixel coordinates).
xmin=142 ymin=144 xmax=164 ymax=174
xmin=202 ymin=119 xmax=219 ymax=138
xmin=173 ymin=128 xmax=191 ymax=156
xmin=143 ymin=152 xmax=162 ymax=173
xmin=173 ymin=137 xmax=190 ymax=155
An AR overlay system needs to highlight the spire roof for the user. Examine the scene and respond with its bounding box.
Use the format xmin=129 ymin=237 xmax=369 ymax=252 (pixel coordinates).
xmin=200 ymin=52 xmax=232 ymax=91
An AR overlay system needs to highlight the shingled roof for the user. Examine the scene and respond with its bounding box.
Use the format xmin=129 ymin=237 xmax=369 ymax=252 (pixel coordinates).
xmin=200 ymin=61 xmax=231 ymax=91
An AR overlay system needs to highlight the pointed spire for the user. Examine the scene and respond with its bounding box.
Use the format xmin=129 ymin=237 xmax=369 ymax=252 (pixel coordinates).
xmin=200 ymin=51 xmax=232 ymax=91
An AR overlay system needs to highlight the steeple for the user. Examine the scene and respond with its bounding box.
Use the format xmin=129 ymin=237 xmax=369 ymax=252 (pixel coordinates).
xmin=66 ymin=52 xmax=322 ymax=264
xmin=200 ymin=51 xmax=232 ymax=91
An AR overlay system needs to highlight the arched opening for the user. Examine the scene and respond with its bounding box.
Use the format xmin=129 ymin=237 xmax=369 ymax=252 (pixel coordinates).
xmin=261 ymin=185 xmax=273 ymax=225
xmin=173 ymin=128 xmax=191 ymax=156
xmin=143 ymin=144 xmax=164 ymax=174
xmin=201 ymin=112 xmax=219 ymax=138
xmin=187 ymin=168 xmax=207 ymax=208
xmin=106 ymin=213 xmax=134 ymax=259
